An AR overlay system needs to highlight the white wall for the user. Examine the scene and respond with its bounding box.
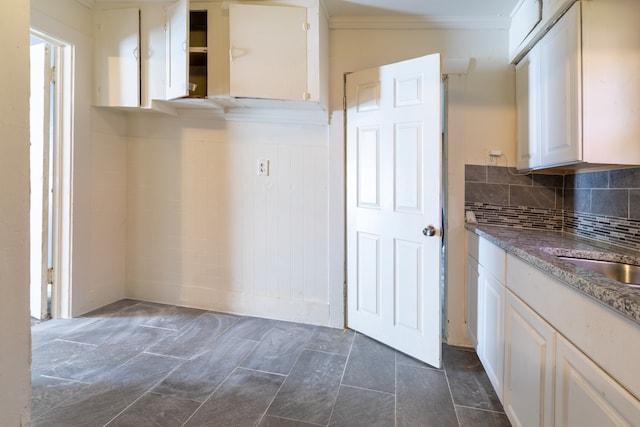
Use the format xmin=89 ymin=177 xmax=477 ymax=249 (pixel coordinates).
xmin=88 ymin=109 xmax=128 ymax=311
xmin=0 ymin=0 xmax=31 ymax=424
xmin=327 ymin=25 xmax=515 ymax=344
xmin=126 ymin=112 xmax=331 ymax=324
xmin=31 ymin=0 xmax=128 ymax=317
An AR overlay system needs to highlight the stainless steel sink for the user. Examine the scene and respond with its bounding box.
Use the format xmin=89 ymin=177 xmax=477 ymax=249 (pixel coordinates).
xmin=558 ymin=256 xmax=640 ymax=288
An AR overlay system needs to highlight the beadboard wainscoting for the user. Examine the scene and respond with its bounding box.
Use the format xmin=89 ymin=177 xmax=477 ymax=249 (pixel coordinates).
xmin=126 ymin=113 xmax=330 ymax=324
xmin=465 ymin=165 xmax=640 ymax=251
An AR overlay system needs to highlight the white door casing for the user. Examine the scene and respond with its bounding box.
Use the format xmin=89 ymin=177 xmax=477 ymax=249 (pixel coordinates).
xmin=30 ymin=43 xmax=52 ymax=320
xmin=346 ymin=54 xmax=443 ymax=367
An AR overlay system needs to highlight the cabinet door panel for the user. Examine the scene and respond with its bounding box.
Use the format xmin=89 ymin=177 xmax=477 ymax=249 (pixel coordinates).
xmin=538 ymin=2 xmax=581 ymax=167
xmin=477 ymin=266 xmax=505 ymax=400
xmin=166 ymin=0 xmax=188 ymax=99
xmin=504 ymin=291 xmax=554 ymax=427
xmin=229 ymin=3 xmax=307 ymax=100
xmin=96 ymin=8 xmax=140 ymax=107
xmin=516 ymin=46 xmax=540 ymax=170
xmin=555 ymin=335 xmax=640 ymax=427
xmin=466 ymin=257 xmax=479 ymax=347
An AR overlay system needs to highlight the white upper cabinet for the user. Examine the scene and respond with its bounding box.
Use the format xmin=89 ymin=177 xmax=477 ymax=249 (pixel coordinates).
xmin=95 ymin=8 xmax=141 ymax=107
xmin=229 ymin=3 xmax=308 ymax=101
xmin=94 ymin=0 xmax=328 ymax=119
xmin=514 ymin=0 xmax=640 ymax=170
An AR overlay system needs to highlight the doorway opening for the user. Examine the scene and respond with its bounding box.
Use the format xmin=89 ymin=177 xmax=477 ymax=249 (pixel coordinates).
xmin=30 ymin=30 xmax=73 ymax=322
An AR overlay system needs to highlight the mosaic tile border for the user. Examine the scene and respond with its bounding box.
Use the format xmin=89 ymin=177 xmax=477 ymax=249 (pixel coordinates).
xmin=465 ymin=202 xmax=640 ymax=251
xmin=464 ymin=202 xmax=563 ymax=231
xmin=564 ymin=211 xmax=640 ymax=251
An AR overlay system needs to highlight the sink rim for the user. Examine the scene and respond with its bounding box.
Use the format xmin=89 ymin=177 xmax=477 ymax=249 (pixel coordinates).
xmin=557 ymin=256 xmax=640 ymax=289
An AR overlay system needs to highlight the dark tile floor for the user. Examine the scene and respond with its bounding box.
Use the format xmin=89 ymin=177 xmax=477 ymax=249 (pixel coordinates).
xmin=31 ymin=299 xmax=511 ymax=427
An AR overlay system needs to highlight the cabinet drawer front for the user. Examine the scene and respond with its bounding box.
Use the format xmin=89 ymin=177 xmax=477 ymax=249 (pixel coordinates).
xmin=468 ymin=233 xmax=506 ymax=283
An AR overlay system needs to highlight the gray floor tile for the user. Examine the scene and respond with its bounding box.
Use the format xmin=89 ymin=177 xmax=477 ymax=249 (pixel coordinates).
xmin=81 ymin=299 xmax=141 ymax=318
xmin=31 ymin=318 xmax=99 ymax=350
xmin=60 ymin=304 xmax=172 ymax=346
xmin=241 ymin=322 xmax=316 ymax=375
xmin=147 ymin=312 xmax=239 ymax=358
xmin=342 ymin=334 xmax=396 ymax=393
xmin=305 ymin=326 xmax=354 ymax=355
xmin=443 ymin=346 xmax=503 ymax=411
xmin=153 ymin=335 xmax=257 ymax=402
xmin=106 ymin=392 xmax=201 ymax=427
xmin=396 ymin=364 xmax=458 ymax=427
xmin=31 ymin=376 xmax=89 ymax=420
xmin=43 ymin=325 xmax=174 ymax=382
xmin=184 ymin=368 xmax=285 ymax=427
xmin=221 ymin=316 xmax=281 ymax=341
xmin=267 ymin=350 xmax=347 ymax=425
xmin=396 ymin=350 xmax=440 ymax=370
xmin=31 ymin=300 xmax=510 ymax=427
xmin=31 ymin=339 xmax=96 ymax=374
xmin=259 ymin=415 xmax=323 ymax=426
xmin=456 ymin=406 xmax=512 ymax=427
xmin=329 ymin=385 xmax=395 ymax=427
xmin=139 ymin=305 xmax=207 ymax=331
xmin=32 ymin=353 xmax=183 ymax=427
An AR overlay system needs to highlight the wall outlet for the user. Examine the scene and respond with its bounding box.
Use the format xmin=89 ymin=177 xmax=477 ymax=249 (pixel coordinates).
xmin=257 ymin=159 xmax=269 ymax=176
xmin=488 ymin=149 xmax=502 ymax=166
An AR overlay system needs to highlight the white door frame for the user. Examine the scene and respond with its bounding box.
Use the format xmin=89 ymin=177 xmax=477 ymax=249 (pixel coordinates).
xmin=30 ymin=28 xmax=74 ymax=319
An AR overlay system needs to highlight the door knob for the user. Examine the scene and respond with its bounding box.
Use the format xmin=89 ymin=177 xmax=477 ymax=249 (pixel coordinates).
xmin=422 ymin=225 xmax=437 ymax=237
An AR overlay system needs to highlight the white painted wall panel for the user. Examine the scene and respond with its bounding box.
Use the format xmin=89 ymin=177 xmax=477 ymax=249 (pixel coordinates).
xmin=126 ymin=115 xmax=330 ymax=324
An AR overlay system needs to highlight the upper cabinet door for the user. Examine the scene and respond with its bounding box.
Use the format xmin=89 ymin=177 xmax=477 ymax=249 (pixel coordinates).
xmin=538 ymin=2 xmax=581 ymax=168
xmin=229 ymin=3 xmax=308 ymax=100
xmin=515 ymin=46 xmax=541 ymax=170
xmin=96 ymin=8 xmax=141 ymax=107
xmin=166 ymin=0 xmax=189 ymax=100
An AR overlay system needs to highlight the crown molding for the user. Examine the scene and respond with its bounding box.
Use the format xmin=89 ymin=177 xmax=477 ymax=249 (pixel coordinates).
xmin=330 ymin=15 xmax=510 ymax=30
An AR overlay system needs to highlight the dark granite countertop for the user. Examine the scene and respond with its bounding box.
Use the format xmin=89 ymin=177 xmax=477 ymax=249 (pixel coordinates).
xmin=465 ymin=224 xmax=640 ymax=326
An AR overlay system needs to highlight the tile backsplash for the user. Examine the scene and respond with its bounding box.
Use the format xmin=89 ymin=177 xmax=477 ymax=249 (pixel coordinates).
xmin=465 ymin=165 xmax=640 ymax=251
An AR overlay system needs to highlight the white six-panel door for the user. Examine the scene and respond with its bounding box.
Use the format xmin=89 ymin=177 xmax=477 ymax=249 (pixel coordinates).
xmin=346 ymin=54 xmax=443 ymax=368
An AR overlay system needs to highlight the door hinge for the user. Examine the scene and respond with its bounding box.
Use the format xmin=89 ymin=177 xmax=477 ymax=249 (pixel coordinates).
xmin=46 ymin=268 xmax=54 ymax=285
xmin=343 ymin=96 xmax=347 ymax=111
xmin=48 ymin=66 xmax=56 ymax=84
xmin=303 ymin=22 xmax=310 ymax=31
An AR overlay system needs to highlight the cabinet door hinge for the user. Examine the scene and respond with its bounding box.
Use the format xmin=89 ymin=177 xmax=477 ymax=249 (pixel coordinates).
xmin=46 ymin=268 xmax=54 ymax=285
xmin=303 ymin=22 xmax=310 ymax=31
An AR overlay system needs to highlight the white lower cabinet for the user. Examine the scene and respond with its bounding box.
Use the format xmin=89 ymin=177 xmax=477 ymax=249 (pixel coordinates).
xmin=467 ymin=233 xmax=640 ymax=427
xmin=504 ymin=290 xmax=554 ymax=427
xmin=555 ymin=335 xmax=640 ymax=427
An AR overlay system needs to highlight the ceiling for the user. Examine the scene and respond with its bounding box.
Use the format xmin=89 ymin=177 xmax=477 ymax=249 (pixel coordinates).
xmin=323 ymin=0 xmax=519 ymax=18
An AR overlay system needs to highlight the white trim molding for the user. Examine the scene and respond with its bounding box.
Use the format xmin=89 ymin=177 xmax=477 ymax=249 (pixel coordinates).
xmin=330 ymin=15 xmax=510 ymax=30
